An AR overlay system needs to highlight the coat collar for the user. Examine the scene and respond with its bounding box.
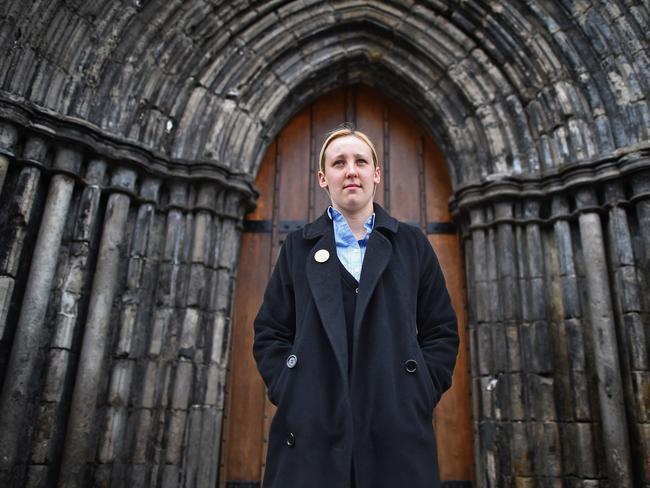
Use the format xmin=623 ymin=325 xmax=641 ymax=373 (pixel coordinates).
xmin=302 ymin=202 xmax=398 ymax=240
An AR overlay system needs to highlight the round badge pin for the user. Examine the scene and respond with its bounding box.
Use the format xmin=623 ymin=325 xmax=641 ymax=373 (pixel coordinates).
xmin=314 ymin=249 xmax=330 ymax=263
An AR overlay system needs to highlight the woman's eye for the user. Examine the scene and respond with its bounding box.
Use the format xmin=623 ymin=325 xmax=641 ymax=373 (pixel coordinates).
xmin=333 ymin=160 xmax=344 ymax=166
xmin=357 ymin=159 xmax=368 ymax=165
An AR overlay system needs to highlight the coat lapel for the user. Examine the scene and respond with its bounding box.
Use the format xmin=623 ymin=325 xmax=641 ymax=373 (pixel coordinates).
xmin=353 ymin=204 xmax=398 ymax=359
xmin=353 ymin=230 xmax=392 ymax=349
xmin=304 ymin=215 xmax=349 ymax=384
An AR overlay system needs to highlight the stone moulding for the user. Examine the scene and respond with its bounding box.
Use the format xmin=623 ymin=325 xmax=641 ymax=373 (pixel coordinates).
xmin=0 ymin=92 xmax=259 ymax=212
xmin=451 ymin=143 xmax=650 ymax=217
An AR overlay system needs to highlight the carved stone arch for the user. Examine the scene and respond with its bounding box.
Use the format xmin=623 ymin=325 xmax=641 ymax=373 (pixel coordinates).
xmin=0 ymin=2 xmax=649 ymax=487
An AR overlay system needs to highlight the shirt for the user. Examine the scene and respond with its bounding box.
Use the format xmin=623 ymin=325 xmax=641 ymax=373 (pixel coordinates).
xmin=327 ymin=206 xmax=375 ymax=281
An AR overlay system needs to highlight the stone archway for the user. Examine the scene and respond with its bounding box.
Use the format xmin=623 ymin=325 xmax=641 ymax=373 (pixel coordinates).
xmin=0 ymin=2 xmax=648 ymax=487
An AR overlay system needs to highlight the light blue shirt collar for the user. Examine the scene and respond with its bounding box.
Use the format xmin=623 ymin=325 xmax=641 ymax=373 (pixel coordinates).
xmin=327 ymin=206 xmax=375 ymax=281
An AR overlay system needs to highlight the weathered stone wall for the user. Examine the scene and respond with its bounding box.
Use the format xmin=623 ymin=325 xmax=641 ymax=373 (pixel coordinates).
xmin=454 ymin=153 xmax=650 ymax=487
xmin=0 ymin=1 xmax=648 ymax=487
xmin=0 ymin=118 xmax=255 ymax=487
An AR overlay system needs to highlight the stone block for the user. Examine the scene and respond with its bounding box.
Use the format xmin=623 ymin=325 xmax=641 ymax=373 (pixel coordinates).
xmin=25 ymin=464 xmax=47 ymax=488
xmin=571 ymin=370 xmax=593 ymax=421
xmin=618 ymin=265 xmax=641 ymax=312
xmin=641 ymin=422 xmax=650 ymax=483
xmin=139 ymin=360 xmax=159 ymax=409
xmin=576 ymin=422 xmax=598 ymax=478
xmin=529 ymin=277 xmax=546 ymax=320
xmin=507 ymin=373 xmax=525 ymax=420
xmin=480 ymin=376 xmax=495 ymax=419
xmin=510 ymin=421 xmax=532 ymax=476
xmin=179 ymin=307 xmax=200 ymax=353
xmin=474 ymin=281 xmax=490 ymax=324
xmin=190 ymin=211 xmax=210 ymax=263
xmin=53 ymin=147 xmax=82 ymax=173
xmin=501 ymin=275 xmax=518 ymax=320
xmin=43 ymin=348 xmax=71 ymax=403
xmin=530 ymin=321 xmax=554 ymax=373
xmin=98 ymin=404 xmax=127 ymax=463
xmin=0 ymin=275 xmax=15 ymax=339
xmin=30 ymin=401 xmax=58 ymax=464
xmin=560 ymin=275 xmax=581 ymax=318
xmin=492 ymin=324 xmax=508 ymax=373
xmin=161 ymin=464 xmax=180 ymax=488
xmin=624 ymin=312 xmax=648 ymax=370
xmin=117 ymin=303 xmax=137 ymax=356
xmin=171 ymin=360 xmax=193 ymax=410
xmin=477 ymin=323 xmax=493 ymax=375
xmin=532 ymin=421 xmax=562 ymax=476
xmin=164 ymin=410 xmax=187 ymax=465
xmin=187 ymin=262 xmax=207 ymax=307
xmin=204 ymin=363 xmax=224 ymax=407
xmin=633 ymin=371 xmax=650 ymax=423
xmin=0 ymin=227 xmax=26 ymax=276
xmin=530 ymin=373 xmax=557 ymax=421
xmin=72 ymin=185 xmax=101 ymax=242
xmin=132 ymin=409 xmax=153 ymax=464
xmin=162 ymin=210 xmax=185 ymax=263
xmin=128 ymin=464 xmax=147 ymax=486
xmin=149 ymin=307 xmax=172 ymax=357
xmin=213 ymin=269 xmax=233 ymax=312
xmin=553 ymin=371 xmax=573 ymax=421
xmin=131 ymin=205 xmax=155 ymax=259
xmin=505 ymin=322 xmax=522 ymax=372
xmin=209 ymin=312 xmax=229 ymax=365
xmin=83 ymin=159 xmax=107 ymax=186
xmin=125 ymin=256 xmax=145 ymax=291
xmin=108 ymin=359 xmax=134 ymax=408
xmin=218 ymin=220 xmax=239 ymax=269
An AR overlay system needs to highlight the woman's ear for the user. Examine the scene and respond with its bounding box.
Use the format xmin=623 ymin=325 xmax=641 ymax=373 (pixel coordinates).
xmin=318 ymin=170 xmax=328 ymax=189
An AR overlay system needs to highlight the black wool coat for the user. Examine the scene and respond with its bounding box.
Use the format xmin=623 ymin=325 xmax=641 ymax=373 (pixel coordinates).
xmin=253 ymin=204 xmax=459 ymax=488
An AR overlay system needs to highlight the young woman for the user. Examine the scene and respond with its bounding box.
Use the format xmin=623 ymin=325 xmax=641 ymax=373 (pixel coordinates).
xmin=253 ymin=125 xmax=459 ymax=488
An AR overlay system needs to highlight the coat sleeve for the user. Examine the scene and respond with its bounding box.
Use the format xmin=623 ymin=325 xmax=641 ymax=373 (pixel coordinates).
xmin=252 ymin=236 xmax=296 ymax=405
xmin=416 ymin=233 xmax=459 ymax=406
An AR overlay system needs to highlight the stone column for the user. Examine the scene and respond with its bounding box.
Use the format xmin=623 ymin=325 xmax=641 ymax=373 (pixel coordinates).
xmin=58 ymin=168 xmax=136 ymax=488
xmin=94 ymin=176 xmax=161 ymax=486
xmin=629 ymin=172 xmax=650 ymax=483
xmin=0 ymin=146 xmax=81 ymax=484
xmin=0 ymin=136 xmax=48 ymax=346
xmin=575 ymin=187 xmax=633 ymax=487
xmin=0 ymin=121 xmax=18 ymax=196
xmin=27 ymin=159 xmax=108 ymax=486
xmin=551 ymin=195 xmax=598 ymax=480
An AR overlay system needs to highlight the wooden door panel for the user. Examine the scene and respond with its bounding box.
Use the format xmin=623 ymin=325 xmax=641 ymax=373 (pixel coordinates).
xmin=311 ymin=89 xmax=346 ymax=219
xmin=223 ymin=85 xmax=474 ymax=487
xmin=278 ymin=108 xmax=311 ymax=222
xmin=355 ymin=88 xmax=386 ymax=208
xmin=387 ymin=104 xmax=423 ymax=223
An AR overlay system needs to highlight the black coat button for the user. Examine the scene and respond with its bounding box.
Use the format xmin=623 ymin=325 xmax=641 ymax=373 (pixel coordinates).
xmin=286 ymin=354 xmax=297 ymax=368
xmin=286 ymin=432 xmax=295 ymax=447
xmin=405 ymin=359 xmax=418 ymax=374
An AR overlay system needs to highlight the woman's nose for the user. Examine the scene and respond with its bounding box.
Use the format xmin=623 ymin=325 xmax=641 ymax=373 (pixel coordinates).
xmin=345 ymin=160 xmax=357 ymax=175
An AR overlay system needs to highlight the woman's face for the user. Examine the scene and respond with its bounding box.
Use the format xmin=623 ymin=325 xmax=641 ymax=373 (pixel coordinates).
xmin=318 ymin=135 xmax=381 ymax=215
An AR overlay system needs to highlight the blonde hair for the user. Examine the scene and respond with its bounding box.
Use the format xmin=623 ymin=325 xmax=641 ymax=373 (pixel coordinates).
xmin=318 ymin=124 xmax=379 ymax=173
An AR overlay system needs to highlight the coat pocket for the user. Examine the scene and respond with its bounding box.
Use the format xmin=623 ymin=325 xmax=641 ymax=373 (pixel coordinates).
xmin=410 ymin=342 xmax=438 ymax=410
xmin=268 ymin=350 xmax=298 ymax=405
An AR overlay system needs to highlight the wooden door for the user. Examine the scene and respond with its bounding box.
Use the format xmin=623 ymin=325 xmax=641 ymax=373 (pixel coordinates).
xmin=220 ymin=85 xmax=473 ymax=487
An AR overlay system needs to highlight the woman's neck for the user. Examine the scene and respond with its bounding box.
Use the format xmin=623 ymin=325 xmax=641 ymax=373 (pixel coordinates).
xmin=333 ymin=203 xmax=374 ymax=240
